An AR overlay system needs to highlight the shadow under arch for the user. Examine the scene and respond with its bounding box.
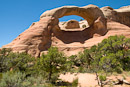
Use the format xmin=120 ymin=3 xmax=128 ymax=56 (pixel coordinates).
xmin=52 ymin=28 xmax=93 ymax=44
xmin=52 ymin=15 xmax=94 ymax=44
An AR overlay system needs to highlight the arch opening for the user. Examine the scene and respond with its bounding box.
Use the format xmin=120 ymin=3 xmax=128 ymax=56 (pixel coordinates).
xmin=58 ymin=15 xmax=89 ymax=31
xmin=52 ymin=15 xmax=93 ymax=44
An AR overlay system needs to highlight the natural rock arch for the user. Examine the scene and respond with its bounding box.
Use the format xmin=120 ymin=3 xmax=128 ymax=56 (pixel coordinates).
xmin=41 ymin=4 xmax=105 ymax=26
xmin=2 ymin=4 xmax=130 ymax=57
xmin=2 ymin=5 xmax=107 ymax=57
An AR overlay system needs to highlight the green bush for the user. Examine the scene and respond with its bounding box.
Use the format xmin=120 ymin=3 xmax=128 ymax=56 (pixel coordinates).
xmin=0 ymin=48 xmax=11 ymax=72
xmin=0 ymin=72 xmax=26 ymax=87
xmin=70 ymin=35 xmax=130 ymax=73
xmin=0 ymin=48 xmax=34 ymax=73
xmin=91 ymin=35 xmax=130 ymax=73
xmin=8 ymin=52 xmax=34 ymax=72
xmin=0 ymin=71 xmax=48 ymax=87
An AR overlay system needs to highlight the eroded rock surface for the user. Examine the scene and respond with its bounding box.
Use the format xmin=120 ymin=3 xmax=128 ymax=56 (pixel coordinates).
xmin=64 ymin=20 xmax=80 ymax=29
xmin=101 ymin=6 xmax=130 ymax=26
xmin=41 ymin=4 xmax=105 ymax=26
xmin=3 ymin=17 xmax=57 ymax=57
xmin=2 ymin=5 xmax=130 ymax=57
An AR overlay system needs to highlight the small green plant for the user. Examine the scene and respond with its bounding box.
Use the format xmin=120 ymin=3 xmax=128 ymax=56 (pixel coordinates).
xmin=99 ymin=75 xmax=106 ymax=82
xmin=72 ymin=78 xmax=78 ymax=87
xmin=82 ymin=24 xmax=86 ymax=28
xmin=80 ymin=19 xmax=83 ymax=21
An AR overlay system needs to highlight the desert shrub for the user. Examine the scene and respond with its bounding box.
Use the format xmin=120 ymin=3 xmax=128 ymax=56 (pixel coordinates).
xmin=82 ymin=24 xmax=86 ymax=28
xmin=0 ymin=71 xmax=49 ymax=87
xmin=0 ymin=48 xmax=34 ymax=74
xmin=69 ymin=49 xmax=93 ymax=68
xmin=80 ymin=19 xmax=83 ymax=21
xmin=99 ymin=53 xmax=122 ymax=73
xmin=7 ymin=52 xmax=34 ymax=73
xmin=92 ymin=35 xmax=130 ymax=73
xmin=0 ymin=71 xmax=26 ymax=87
xmin=72 ymin=35 xmax=130 ymax=73
xmin=69 ymin=55 xmax=80 ymax=67
xmin=0 ymin=48 xmax=36 ymax=81
xmin=0 ymin=48 xmax=11 ymax=72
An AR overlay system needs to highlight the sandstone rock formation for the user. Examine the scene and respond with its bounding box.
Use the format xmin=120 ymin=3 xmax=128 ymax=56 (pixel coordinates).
xmin=40 ymin=5 xmax=105 ymax=26
xmin=2 ymin=17 xmax=56 ymax=57
xmin=2 ymin=4 xmax=130 ymax=57
xmin=64 ymin=20 xmax=80 ymax=29
xmin=101 ymin=6 xmax=130 ymax=26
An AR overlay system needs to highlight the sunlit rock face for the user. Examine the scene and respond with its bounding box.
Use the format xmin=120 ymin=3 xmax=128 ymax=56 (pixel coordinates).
xmin=40 ymin=5 xmax=105 ymax=26
xmin=64 ymin=20 xmax=80 ymax=29
xmin=2 ymin=17 xmax=54 ymax=57
xmin=101 ymin=6 xmax=130 ymax=27
xmin=3 ymin=5 xmax=130 ymax=57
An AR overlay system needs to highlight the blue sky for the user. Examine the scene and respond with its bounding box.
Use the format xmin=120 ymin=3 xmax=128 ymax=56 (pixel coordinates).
xmin=0 ymin=0 xmax=130 ymax=47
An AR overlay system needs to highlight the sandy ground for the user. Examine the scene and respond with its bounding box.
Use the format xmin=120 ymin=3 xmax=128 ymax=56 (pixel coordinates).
xmin=59 ymin=73 xmax=130 ymax=87
xmin=59 ymin=73 xmax=99 ymax=87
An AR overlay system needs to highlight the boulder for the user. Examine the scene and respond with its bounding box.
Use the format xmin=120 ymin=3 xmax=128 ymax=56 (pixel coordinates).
xmin=64 ymin=20 xmax=80 ymax=29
